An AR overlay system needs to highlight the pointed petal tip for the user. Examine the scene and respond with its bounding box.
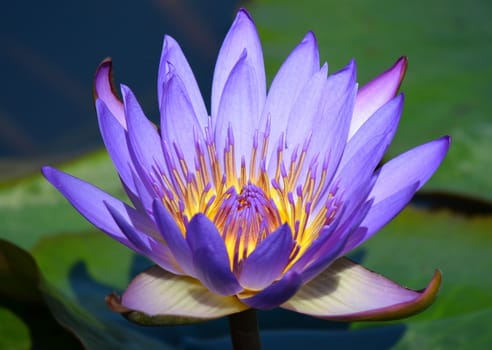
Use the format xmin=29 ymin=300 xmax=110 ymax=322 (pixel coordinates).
xmin=392 ymin=56 xmax=408 ymax=92
xmin=40 ymin=165 xmax=52 ymax=178
xmin=106 ymin=292 xmax=131 ymax=313
xmin=441 ymin=135 xmax=452 ymax=146
xmin=93 ymin=57 xmax=115 ymax=99
xmin=424 ymin=135 xmax=452 ymax=165
xmin=120 ymin=83 xmax=131 ymax=98
xmin=302 ymin=31 xmax=317 ymax=45
xmin=337 ymin=59 xmax=357 ymax=80
xmin=41 ymin=166 xmax=67 ymax=189
xmin=237 ymin=8 xmax=254 ymax=21
xmin=162 ymin=33 xmax=174 ymax=46
xmin=433 ymin=135 xmax=452 ymax=162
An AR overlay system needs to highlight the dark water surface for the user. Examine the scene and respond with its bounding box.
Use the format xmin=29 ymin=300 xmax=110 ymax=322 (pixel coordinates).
xmin=0 ymin=1 xmax=239 ymax=169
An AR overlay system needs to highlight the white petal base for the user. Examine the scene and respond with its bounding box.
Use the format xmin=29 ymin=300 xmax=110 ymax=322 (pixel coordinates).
xmin=281 ymin=257 xmax=441 ymax=321
xmin=107 ymin=266 xmax=248 ymax=325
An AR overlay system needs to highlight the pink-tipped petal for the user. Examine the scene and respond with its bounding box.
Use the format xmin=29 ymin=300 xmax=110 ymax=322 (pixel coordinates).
xmin=282 ymin=257 xmax=441 ymax=321
xmin=238 ymin=224 xmax=294 ymax=290
xmin=350 ymin=57 xmax=407 ymax=139
xmin=158 ymin=35 xmax=208 ymax=127
xmin=93 ymin=58 xmax=126 ymax=128
xmin=211 ymin=9 xmax=265 ymax=118
xmin=186 ymin=214 xmax=243 ymax=296
xmin=111 ymin=265 xmax=247 ymax=324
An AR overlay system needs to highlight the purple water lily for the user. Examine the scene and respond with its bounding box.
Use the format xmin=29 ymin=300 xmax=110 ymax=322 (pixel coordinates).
xmin=43 ymin=9 xmax=449 ymax=323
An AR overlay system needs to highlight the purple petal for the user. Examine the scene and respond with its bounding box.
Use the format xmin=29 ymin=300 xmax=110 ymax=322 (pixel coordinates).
xmin=211 ymin=9 xmax=265 ymax=119
xmin=93 ymin=58 xmax=126 ymax=128
xmin=282 ymin=257 xmax=441 ymax=321
xmin=185 ymin=214 xmax=242 ymax=296
xmin=341 ymin=183 xmax=418 ymax=254
xmin=122 ymin=85 xmax=167 ymax=203
xmin=358 ymin=136 xmax=450 ymax=238
xmin=299 ymin=199 xmax=374 ymax=283
xmin=351 ymin=57 xmax=407 ymax=139
xmin=130 ymin=169 xmax=154 ymax=215
xmin=42 ymin=166 xmax=155 ymax=250
xmin=283 ymin=64 xmax=328 ymax=152
xmin=105 ymin=202 xmax=182 ymax=274
xmin=158 ymin=35 xmax=208 ymax=127
xmin=152 ymin=199 xmax=195 ymax=276
xmin=160 ymin=70 xmax=205 ymax=169
xmin=370 ymin=136 xmax=450 ymax=205
xmin=117 ymin=266 xmax=248 ymax=319
xmin=260 ymin=31 xmax=319 ymax=150
xmin=238 ymin=224 xmax=294 ymax=290
xmin=305 ymin=61 xmax=357 ymax=184
xmin=294 ymin=202 xmax=371 ymax=284
xmin=277 ymin=61 xmax=356 ymax=185
xmin=338 ymin=94 xmax=403 ymax=172
xmin=325 ymin=95 xmax=403 ymax=218
xmin=239 ymin=271 xmax=302 ymax=310
xmin=214 ymin=51 xmax=260 ymax=170
xmin=96 ymin=98 xmax=136 ymax=195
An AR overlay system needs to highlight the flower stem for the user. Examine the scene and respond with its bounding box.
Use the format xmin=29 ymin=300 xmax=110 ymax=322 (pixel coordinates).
xmin=228 ymin=309 xmax=261 ymax=350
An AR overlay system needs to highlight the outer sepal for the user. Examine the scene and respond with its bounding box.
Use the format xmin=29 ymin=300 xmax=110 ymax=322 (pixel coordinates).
xmin=281 ymin=257 xmax=441 ymax=321
xmin=106 ymin=293 xmax=214 ymax=325
xmin=106 ymin=265 xmax=248 ymax=326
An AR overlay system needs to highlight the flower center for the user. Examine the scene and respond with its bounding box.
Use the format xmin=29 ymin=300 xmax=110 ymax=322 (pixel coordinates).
xmin=214 ymin=184 xmax=282 ymax=266
xmin=156 ymin=119 xmax=339 ymax=269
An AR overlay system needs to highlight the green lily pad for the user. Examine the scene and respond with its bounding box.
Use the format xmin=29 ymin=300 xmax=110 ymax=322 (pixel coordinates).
xmin=0 ymin=308 xmax=31 ymax=350
xmin=249 ymin=0 xmax=492 ymax=201
xmin=0 ymin=238 xmax=176 ymax=349
xmin=0 ymin=239 xmax=83 ymax=349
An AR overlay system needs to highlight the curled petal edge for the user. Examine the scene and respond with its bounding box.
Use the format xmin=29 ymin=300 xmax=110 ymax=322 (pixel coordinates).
xmin=334 ymin=269 xmax=442 ymax=322
xmin=93 ymin=58 xmax=126 ymax=128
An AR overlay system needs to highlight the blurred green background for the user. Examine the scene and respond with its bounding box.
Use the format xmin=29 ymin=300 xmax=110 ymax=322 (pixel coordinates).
xmin=1 ymin=0 xmax=491 ymax=349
